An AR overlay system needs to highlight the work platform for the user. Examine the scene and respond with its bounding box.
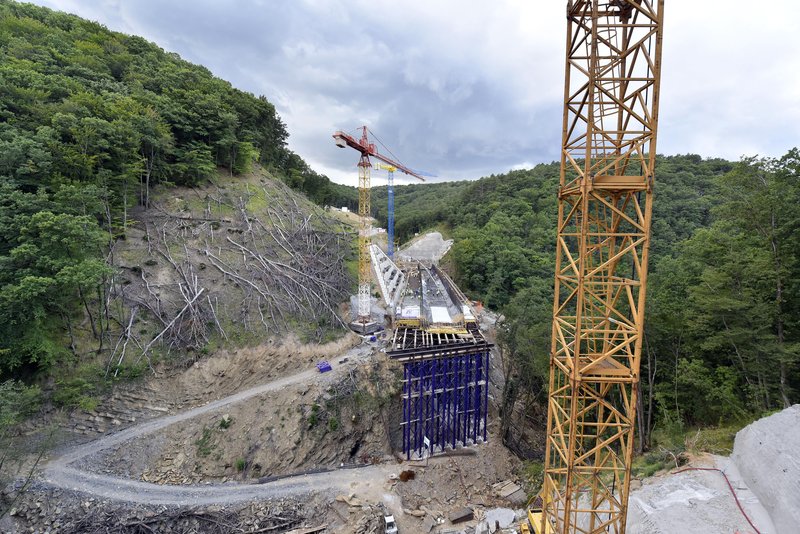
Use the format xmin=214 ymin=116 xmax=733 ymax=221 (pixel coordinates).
xmin=379 ymin=257 xmax=492 ymax=460
xmin=388 ymin=325 xmax=491 ymax=361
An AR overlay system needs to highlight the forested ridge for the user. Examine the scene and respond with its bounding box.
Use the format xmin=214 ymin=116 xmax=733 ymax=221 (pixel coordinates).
xmin=0 ymin=0 xmax=356 ymax=379
xmin=1 ymin=0 xmax=798 ymax=462
xmin=380 ymin=153 xmax=800 ymax=451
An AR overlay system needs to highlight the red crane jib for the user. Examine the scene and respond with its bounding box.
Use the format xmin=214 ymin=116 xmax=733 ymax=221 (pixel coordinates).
xmin=332 ymin=130 xmax=424 ymax=181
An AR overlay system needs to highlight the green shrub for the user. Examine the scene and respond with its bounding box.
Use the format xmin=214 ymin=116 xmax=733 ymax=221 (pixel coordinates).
xmin=523 ymin=461 xmax=544 ymax=494
xmin=307 ymin=403 xmax=320 ymax=428
xmin=0 ymin=380 xmax=42 ymax=427
xmin=195 ymin=426 xmax=216 ymax=457
xmin=52 ymin=378 xmax=96 ymax=411
xmin=219 ymin=415 xmax=233 ymax=429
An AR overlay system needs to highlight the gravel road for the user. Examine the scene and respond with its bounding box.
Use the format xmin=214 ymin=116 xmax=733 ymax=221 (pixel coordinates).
xmin=41 ymin=342 xmax=394 ymax=506
xmin=396 ymin=232 xmax=452 ymax=263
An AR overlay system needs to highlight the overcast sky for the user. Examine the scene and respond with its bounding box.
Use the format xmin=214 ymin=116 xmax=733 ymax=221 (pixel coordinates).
xmin=29 ymin=1 xmax=800 ymax=186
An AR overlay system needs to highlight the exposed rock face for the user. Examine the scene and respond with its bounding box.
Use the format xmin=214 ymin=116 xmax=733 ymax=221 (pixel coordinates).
xmin=732 ymin=404 xmax=800 ymax=534
xmin=627 ymin=405 xmax=800 ymax=534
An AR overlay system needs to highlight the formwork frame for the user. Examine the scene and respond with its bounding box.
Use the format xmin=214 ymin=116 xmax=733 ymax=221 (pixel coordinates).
xmin=541 ymin=2 xmax=664 ymax=534
xmin=401 ymin=351 xmax=490 ymax=460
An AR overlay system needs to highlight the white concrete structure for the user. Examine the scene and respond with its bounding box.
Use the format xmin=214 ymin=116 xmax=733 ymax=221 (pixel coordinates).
xmin=395 ymin=231 xmax=453 ymax=264
xmin=627 ymin=405 xmax=800 ymax=534
xmin=370 ymin=244 xmax=406 ymax=307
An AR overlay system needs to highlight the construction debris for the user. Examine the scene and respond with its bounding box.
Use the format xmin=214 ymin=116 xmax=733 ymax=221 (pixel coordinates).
xmin=491 ymin=480 xmax=526 ymax=504
xmin=285 ymin=525 xmax=328 ymax=534
xmin=4 ymin=485 xmax=311 ymax=534
xmin=483 ymin=508 xmax=516 ymax=532
xmin=448 ymin=506 xmax=474 ymax=523
xmin=399 ymin=470 xmax=415 ymax=482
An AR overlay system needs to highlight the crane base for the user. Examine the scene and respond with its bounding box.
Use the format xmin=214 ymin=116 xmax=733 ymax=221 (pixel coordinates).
xmin=350 ymin=320 xmax=379 ymax=335
xmin=525 ymin=509 xmax=552 ymax=534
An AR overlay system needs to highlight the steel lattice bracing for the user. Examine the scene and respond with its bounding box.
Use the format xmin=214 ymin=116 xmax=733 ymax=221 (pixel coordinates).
xmin=332 ymin=127 xmax=424 ymax=325
xmin=387 ymin=169 xmax=395 ymax=258
xmin=541 ymin=2 xmax=664 ymax=534
xmin=357 ymin=154 xmax=372 ymax=317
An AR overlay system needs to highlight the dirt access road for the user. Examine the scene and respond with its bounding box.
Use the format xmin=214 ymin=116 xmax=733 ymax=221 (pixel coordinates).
xmin=41 ymin=342 xmax=397 ymax=506
xmin=395 ymin=232 xmax=452 ymax=263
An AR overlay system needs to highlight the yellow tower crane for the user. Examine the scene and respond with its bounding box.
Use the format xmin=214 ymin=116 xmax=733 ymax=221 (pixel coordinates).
xmin=332 ymin=127 xmax=424 ymax=332
xmin=526 ymin=2 xmax=665 ymax=533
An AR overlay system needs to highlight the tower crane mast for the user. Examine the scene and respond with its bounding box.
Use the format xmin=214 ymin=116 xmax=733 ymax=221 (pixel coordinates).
xmin=528 ymin=2 xmax=665 ymax=533
xmin=333 ymin=127 xmax=424 ymax=329
xmin=376 ymin=164 xmax=397 ymax=258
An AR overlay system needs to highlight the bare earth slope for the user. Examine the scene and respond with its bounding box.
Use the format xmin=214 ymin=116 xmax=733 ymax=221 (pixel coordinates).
xmin=110 ymin=165 xmax=353 ymax=368
xmin=43 ymin=341 xmax=392 ymax=506
xmin=7 ymin=338 xmax=523 ymax=534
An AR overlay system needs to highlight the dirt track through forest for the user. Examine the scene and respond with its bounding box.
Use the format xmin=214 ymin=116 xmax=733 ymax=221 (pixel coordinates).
xmin=41 ymin=342 xmax=395 ymax=506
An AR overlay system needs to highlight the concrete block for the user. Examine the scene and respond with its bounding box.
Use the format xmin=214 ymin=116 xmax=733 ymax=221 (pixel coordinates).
xmin=449 ymin=506 xmax=474 ymax=524
xmin=485 ymin=508 xmax=515 ymax=532
xmin=732 ymin=404 xmax=800 ymax=534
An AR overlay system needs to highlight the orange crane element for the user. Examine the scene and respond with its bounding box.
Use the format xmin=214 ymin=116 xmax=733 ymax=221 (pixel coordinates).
xmin=332 ymin=127 xmax=424 ymax=331
xmin=528 ymin=2 xmax=665 ymax=533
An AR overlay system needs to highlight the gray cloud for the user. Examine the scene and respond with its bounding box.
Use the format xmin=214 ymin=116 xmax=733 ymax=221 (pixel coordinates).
xmin=30 ymin=1 xmax=800 ymax=185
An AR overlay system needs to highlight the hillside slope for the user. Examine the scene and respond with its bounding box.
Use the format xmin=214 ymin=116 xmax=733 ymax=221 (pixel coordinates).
xmin=111 ymin=165 xmax=354 ymax=365
xmin=0 ymin=0 xmax=359 ymax=376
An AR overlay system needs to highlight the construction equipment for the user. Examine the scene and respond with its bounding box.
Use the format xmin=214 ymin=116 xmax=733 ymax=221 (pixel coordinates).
xmin=332 ymin=126 xmax=424 ymax=332
xmin=377 ymin=163 xmax=435 ymax=259
xmin=383 ymin=514 xmax=398 ymax=534
xmin=528 ymin=1 xmax=665 ymax=533
xmin=376 ymin=164 xmax=398 ymax=258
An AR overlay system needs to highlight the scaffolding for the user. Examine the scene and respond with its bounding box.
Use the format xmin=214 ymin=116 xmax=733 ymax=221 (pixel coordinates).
xmin=389 ymin=322 xmax=492 ymax=459
xmin=400 ymin=351 xmax=490 ymax=459
xmin=387 ymin=260 xmax=491 ymax=459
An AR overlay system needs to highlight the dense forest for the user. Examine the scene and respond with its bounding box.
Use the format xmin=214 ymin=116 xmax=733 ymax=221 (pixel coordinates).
xmin=1 ymin=0 xmax=797 ymax=461
xmin=379 ymin=153 xmax=800 ymax=450
xmin=0 ymin=0 xmax=357 ymax=378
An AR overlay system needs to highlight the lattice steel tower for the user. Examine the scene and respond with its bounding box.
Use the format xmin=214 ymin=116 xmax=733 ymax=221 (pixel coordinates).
xmin=540 ymin=2 xmax=664 ymax=533
xmin=333 ymin=127 xmax=424 ymax=330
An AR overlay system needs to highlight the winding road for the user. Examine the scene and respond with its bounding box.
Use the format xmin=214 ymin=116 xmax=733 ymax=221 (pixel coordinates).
xmin=41 ymin=342 xmax=395 ymax=506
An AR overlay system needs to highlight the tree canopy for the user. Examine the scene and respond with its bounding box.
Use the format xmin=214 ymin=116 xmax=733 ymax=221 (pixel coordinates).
xmin=0 ymin=0 xmax=353 ymax=373
xmin=374 ymin=153 xmax=799 ymax=446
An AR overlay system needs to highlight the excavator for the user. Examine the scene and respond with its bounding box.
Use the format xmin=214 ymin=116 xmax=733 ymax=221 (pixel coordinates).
xmin=523 ymin=1 xmax=664 ymax=533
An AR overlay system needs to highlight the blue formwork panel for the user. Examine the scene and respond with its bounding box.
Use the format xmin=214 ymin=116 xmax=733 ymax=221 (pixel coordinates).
xmin=401 ymin=351 xmax=489 ymax=460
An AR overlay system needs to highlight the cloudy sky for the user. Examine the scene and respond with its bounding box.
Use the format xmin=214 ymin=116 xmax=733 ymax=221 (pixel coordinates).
xmin=30 ymin=1 xmax=800 ymax=185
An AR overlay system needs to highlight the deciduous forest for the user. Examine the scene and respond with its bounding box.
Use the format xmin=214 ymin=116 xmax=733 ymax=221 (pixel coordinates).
xmin=377 ymin=153 xmax=800 ymax=451
xmin=1 ymin=0 xmax=798 ymax=461
xmin=0 ymin=0 xmax=353 ymax=375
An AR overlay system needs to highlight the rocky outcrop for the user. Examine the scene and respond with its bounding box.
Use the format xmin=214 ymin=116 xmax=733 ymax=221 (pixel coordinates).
xmin=732 ymin=404 xmax=800 ymax=534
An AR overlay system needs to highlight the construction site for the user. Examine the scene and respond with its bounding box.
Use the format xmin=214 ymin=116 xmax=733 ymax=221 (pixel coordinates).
xmin=2 ymin=1 xmax=799 ymax=534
